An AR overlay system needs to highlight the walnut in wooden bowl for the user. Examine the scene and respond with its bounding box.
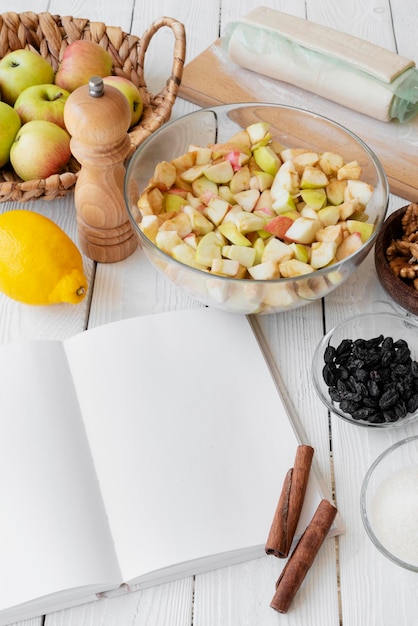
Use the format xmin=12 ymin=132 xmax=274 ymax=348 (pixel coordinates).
xmin=374 ymin=204 xmax=418 ymax=315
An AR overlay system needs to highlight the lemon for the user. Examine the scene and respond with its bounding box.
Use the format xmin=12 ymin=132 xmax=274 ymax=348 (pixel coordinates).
xmin=0 ymin=210 xmax=88 ymax=305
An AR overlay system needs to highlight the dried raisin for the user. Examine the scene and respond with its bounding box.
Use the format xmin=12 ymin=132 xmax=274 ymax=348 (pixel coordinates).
xmin=322 ymin=333 xmax=418 ymax=425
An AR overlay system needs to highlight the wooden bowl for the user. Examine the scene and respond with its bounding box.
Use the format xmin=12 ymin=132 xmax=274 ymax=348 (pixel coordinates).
xmin=374 ymin=205 xmax=418 ymax=315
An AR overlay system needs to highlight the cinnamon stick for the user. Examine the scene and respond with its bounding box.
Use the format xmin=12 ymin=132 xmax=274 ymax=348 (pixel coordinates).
xmin=265 ymin=444 xmax=314 ymax=558
xmin=270 ymin=498 xmax=337 ymax=614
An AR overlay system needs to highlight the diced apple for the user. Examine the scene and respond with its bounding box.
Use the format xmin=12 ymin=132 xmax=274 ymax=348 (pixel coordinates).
xmin=262 ymin=283 xmax=299 ymax=308
xmin=183 ymin=205 xmax=214 ymax=235
xmin=229 ymin=166 xmax=251 ymax=194
xmin=317 ymin=204 xmax=341 ymax=226
xmin=183 ymin=232 xmax=199 ymax=249
xmin=335 ymin=232 xmax=363 ymax=260
xmin=300 ymin=166 xmax=329 ymax=189
xmin=164 ymin=192 xmax=188 ymax=213
xmin=345 ymin=179 xmax=374 ymax=205
xmin=279 ymin=148 xmax=308 ymax=161
xmin=152 ymin=160 xmax=177 ymax=188
xmin=250 ymin=170 xmax=274 ymax=192
xmin=159 ymin=211 xmax=192 ymax=238
xmin=292 ymin=151 xmax=320 ymax=174
xmin=222 ymin=244 xmax=256 ymax=268
xmin=218 ymin=222 xmax=252 ymax=246
xmin=224 ymin=150 xmax=250 ymax=171
xmin=283 ymin=216 xmax=322 ymax=244
xmin=203 ymin=160 xmax=234 ymax=183
xmin=279 ymin=258 xmax=314 ymax=277
xmin=315 ymin=224 xmax=344 ymax=245
xmin=180 ymin=164 xmax=210 ymax=183
xmin=138 ymin=187 xmax=165 ymax=216
xmin=191 ymin=176 xmax=218 ymax=199
xmin=171 ymin=152 xmax=196 ymax=173
xmin=203 ymin=196 xmax=230 ymax=226
xmin=262 ymin=237 xmax=294 ymax=263
xmin=300 ymin=188 xmax=327 ymax=209
xmin=186 ymin=191 xmax=203 ymax=209
xmin=337 ymin=160 xmax=362 ymax=181
xmin=246 ymin=121 xmax=270 ymax=145
xmin=172 ymin=243 xmax=206 ymax=269
xmin=310 ymin=241 xmax=337 ymax=269
xmin=218 ymin=185 xmax=236 ymax=204
xmin=195 ymin=231 xmax=223 ymax=266
xmin=248 ymin=260 xmax=281 ymax=280
xmin=253 ymin=146 xmax=281 ymax=176
xmin=339 ymin=199 xmax=360 ymax=220
xmin=254 ymin=189 xmax=274 ymax=213
xmin=227 ymin=129 xmax=252 ymax=150
xmin=264 ymin=214 xmax=295 ymax=239
xmin=211 ymin=258 xmax=241 ymax=276
xmin=272 ymin=160 xmax=300 ymax=195
xmin=289 ymin=242 xmax=310 ymax=263
xmin=188 ymin=146 xmax=212 ymax=165
xmin=221 ymin=204 xmax=243 ymax=224
xmin=346 ymin=219 xmax=375 ymax=242
xmin=300 ymin=206 xmax=320 ymax=221
xmin=318 ymin=152 xmax=344 ymax=176
xmin=271 ymin=188 xmax=297 ymax=214
xmin=326 ymin=180 xmax=347 ymax=205
xmin=234 ymin=211 xmax=266 ymax=234
xmin=155 ymin=229 xmax=183 ymax=254
xmin=233 ymin=188 xmax=260 ymax=212
xmin=139 ymin=214 xmax=159 ymax=243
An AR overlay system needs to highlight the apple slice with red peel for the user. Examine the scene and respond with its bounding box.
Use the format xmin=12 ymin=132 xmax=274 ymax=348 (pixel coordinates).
xmin=346 ymin=219 xmax=374 ymax=242
xmin=264 ymin=214 xmax=295 ymax=239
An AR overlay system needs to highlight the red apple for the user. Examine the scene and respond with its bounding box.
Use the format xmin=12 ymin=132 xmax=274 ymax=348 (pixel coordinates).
xmin=102 ymin=76 xmax=143 ymax=128
xmin=14 ymin=84 xmax=70 ymax=129
xmin=0 ymin=49 xmax=55 ymax=105
xmin=264 ymin=215 xmax=294 ymax=239
xmin=10 ymin=120 xmax=71 ymax=181
xmin=55 ymin=40 xmax=113 ymax=92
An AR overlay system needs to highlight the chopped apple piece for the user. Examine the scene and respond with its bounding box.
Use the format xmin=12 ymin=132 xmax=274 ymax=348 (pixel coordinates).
xmin=317 ymin=204 xmax=340 ymax=226
xmin=218 ymin=185 xmax=236 ymax=204
xmin=203 ymin=197 xmax=230 ymax=226
xmin=264 ymin=214 xmax=295 ymax=239
xmin=283 ymin=216 xmax=322 ymax=244
xmin=183 ymin=205 xmax=214 ymax=235
xmin=234 ymin=211 xmax=266 ymax=234
xmin=218 ymin=222 xmax=252 ymax=246
xmin=262 ymin=237 xmax=294 ymax=263
xmin=300 ymin=166 xmax=329 ymax=189
xmin=139 ymin=214 xmax=159 ymax=243
xmin=138 ymin=187 xmax=165 ymax=216
xmin=164 ymin=192 xmax=188 ymax=213
xmin=203 ymin=160 xmax=234 ymax=183
xmin=272 ymin=160 xmax=300 ymax=195
xmin=248 ymin=260 xmax=280 ymax=280
xmin=300 ymin=206 xmax=320 ymax=221
xmin=191 ymin=176 xmax=218 ymax=199
xmin=195 ymin=231 xmax=223 ymax=267
xmin=180 ymin=164 xmax=210 ymax=183
xmin=315 ymin=224 xmax=344 ymax=245
xmin=346 ymin=219 xmax=374 ymax=242
xmin=254 ymin=189 xmax=274 ymax=213
xmin=233 ymin=189 xmax=260 ymax=212
xmin=171 ymin=152 xmax=196 ymax=173
xmin=280 ymin=148 xmax=308 ymax=161
xmin=250 ymin=170 xmax=274 ymax=192
xmin=292 ymin=151 xmax=320 ymax=174
xmin=339 ymin=199 xmax=360 ymax=220
xmin=211 ymin=258 xmax=241 ymax=276
xmin=326 ymin=180 xmax=346 ymax=205
xmin=335 ymin=232 xmax=363 ymax=260
xmin=222 ymin=244 xmax=256 ymax=268
xmin=172 ymin=243 xmax=206 ymax=269
xmin=271 ymin=188 xmax=297 ymax=214
xmin=310 ymin=241 xmax=337 ymax=269
xmin=279 ymin=259 xmax=314 ymax=277
xmin=246 ymin=121 xmax=270 ymax=145
xmin=155 ymin=229 xmax=183 ymax=254
xmin=159 ymin=212 xmax=192 ymax=238
xmin=152 ymin=161 xmax=177 ymax=188
xmin=345 ymin=179 xmax=374 ymax=205
xmin=337 ymin=160 xmax=362 ymax=181
xmin=188 ymin=145 xmax=212 ymax=165
xmin=289 ymin=242 xmax=310 ymax=263
xmin=183 ymin=232 xmax=198 ymax=249
xmin=253 ymin=146 xmax=281 ymax=176
xmin=229 ymin=167 xmax=251 ymax=194
xmin=319 ymin=152 xmax=344 ymax=176
xmin=300 ymin=188 xmax=327 ymax=209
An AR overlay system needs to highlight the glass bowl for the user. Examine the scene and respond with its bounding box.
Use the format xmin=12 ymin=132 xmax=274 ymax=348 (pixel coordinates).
xmin=312 ymin=312 xmax=418 ymax=428
xmin=124 ymin=103 xmax=389 ymax=315
xmin=361 ymin=436 xmax=418 ymax=570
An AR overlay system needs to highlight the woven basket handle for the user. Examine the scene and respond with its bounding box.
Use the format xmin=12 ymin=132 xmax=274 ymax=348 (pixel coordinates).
xmin=128 ymin=16 xmax=186 ymax=151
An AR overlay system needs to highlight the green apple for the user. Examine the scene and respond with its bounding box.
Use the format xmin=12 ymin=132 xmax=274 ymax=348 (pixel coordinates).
xmin=14 ymin=84 xmax=70 ymax=128
xmin=55 ymin=40 xmax=113 ymax=92
xmin=346 ymin=219 xmax=375 ymax=242
xmin=102 ymin=76 xmax=143 ymax=128
xmin=0 ymin=101 xmax=21 ymax=167
xmin=253 ymin=145 xmax=281 ymax=176
xmin=0 ymin=49 xmax=55 ymax=105
xmin=10 ymin=120 xmax=71 ymax=181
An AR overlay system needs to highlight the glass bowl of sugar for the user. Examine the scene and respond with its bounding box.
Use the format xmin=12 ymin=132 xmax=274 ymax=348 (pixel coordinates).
xmin=361 ymin=435 xmax=418 ymax=570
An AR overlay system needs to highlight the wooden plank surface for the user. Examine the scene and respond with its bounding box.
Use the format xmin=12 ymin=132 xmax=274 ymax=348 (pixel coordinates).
xmin=179 ymin=39 xmax=418 ymax=202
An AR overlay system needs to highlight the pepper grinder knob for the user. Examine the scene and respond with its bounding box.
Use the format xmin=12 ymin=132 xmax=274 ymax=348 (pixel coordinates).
xmin=64 ymin=76 xmax=137 ymax=263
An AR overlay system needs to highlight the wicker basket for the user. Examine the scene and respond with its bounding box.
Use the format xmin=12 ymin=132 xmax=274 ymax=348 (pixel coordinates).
xmin=0 ymin=11 xmax=186 ymax=202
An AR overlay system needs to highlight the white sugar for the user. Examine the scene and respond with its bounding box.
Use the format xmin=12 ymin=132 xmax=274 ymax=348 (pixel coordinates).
xmin=371 ymin=465 xmax=418 ymax=566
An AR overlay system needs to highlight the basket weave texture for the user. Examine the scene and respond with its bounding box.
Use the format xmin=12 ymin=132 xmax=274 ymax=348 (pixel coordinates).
xmin=0 ymin=11 xmax=186 ymax=202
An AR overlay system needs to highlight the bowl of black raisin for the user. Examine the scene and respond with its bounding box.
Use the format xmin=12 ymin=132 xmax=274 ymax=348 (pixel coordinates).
xmin=312 ymin=312 xmax=418 ymax=428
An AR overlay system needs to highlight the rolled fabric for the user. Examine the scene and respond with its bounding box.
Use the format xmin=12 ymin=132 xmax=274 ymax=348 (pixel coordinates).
xmin=224 ymin=7 xmax=418 ymax=123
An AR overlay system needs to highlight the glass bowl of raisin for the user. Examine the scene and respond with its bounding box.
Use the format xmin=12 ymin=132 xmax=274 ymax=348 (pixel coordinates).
xmin=312 ymin=312 xmax=418 ymax=428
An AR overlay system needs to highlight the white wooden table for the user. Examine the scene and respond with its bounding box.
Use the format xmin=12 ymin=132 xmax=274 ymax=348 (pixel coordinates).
xmin=2 ymin=1 xmax=418 ymax=625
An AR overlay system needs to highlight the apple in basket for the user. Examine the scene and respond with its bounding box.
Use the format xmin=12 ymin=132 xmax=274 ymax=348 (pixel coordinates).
xmin=55 ymin=40 xmax=113 ymax=92
xmin=14 ymin=84 xmax=70 ymax=129
xmin=10 ymin=120 xmax=71 ymax=182
xmin=0 ymin=102 xmax=21 ymax=168
xmin=0 ymin=49 xmax=55 ymax=105
xmin=102 ymin=76 xmax=143 ymax=128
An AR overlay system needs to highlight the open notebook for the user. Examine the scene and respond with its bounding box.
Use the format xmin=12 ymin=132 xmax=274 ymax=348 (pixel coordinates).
xmin=0 ymin=307 xmax=341 ymax=624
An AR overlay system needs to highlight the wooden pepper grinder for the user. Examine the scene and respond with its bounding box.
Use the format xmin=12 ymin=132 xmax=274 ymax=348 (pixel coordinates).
xmin=64 ymin=76 xmax=138 ymax=263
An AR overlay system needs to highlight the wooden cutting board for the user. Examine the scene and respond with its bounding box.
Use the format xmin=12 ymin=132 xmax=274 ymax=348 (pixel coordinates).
xmin=179 ymin=40 xmax=418 ymax=203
